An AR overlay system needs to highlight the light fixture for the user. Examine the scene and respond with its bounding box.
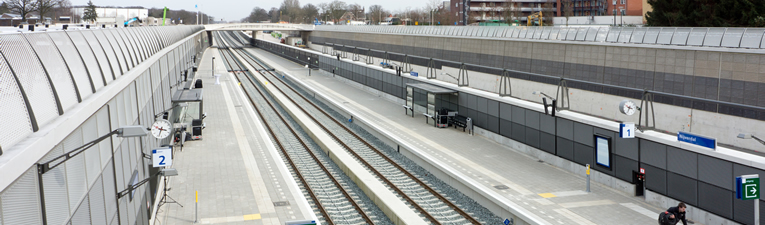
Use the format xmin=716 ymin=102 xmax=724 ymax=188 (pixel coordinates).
xmin=738 ymin=133 xmax=765 ymax=145
xmin=533 ymin=91 xmax=557 ymax=116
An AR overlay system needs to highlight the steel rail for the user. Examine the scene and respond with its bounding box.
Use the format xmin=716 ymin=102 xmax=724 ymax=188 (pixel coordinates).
xmin=215 ymin=32 xmax=373 ymax=225
xmin=233 ymin=47 xmax=482 ymax=224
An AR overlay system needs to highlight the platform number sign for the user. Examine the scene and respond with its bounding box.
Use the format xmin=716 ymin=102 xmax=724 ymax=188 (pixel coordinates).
xmin=736 ymin=175 xmax=760 ymax=200
xmin=504 ymin=218 xmax=513 ymax=225
xmin=152 ymin=148 xmax=172 ymax=168
xmin=619 ymin=123 xmax=635 ymax=138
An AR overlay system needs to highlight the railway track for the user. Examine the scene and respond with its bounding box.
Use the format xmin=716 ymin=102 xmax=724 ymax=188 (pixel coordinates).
xmin=215 ymin=32 xmax=390 ymax=225
xmin=217 ymin=31 xmax=497 ymax=225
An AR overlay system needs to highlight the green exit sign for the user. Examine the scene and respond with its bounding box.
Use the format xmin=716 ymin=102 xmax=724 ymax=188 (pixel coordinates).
xmin=743 ymin=178 xmax=760 ymax=200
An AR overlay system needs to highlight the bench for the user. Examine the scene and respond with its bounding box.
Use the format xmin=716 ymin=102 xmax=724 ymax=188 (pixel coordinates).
xmin=451 ymin=115 xmax=468 ymax=132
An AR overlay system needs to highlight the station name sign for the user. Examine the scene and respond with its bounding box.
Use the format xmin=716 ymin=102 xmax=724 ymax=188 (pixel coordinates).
xmin=677 ymin=131 xmax=716 ymax=150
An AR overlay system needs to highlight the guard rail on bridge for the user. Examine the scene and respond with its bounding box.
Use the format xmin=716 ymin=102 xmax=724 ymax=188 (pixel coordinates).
xmin=205 ymin=23 xmax=314 ymax=31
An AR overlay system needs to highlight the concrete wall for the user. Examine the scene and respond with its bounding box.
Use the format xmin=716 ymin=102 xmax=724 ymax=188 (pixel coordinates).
xmin=306 ymin=30 xmax=765 ymax=152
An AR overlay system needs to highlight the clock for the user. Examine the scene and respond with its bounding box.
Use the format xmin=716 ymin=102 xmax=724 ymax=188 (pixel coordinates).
xmin=619 ymin=100 xmax=637 ymax=116
xmin=151 ymin=119 xmax=172 ymax=139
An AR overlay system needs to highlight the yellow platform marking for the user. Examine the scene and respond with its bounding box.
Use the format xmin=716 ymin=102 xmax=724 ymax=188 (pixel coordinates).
xmin=200 ymin=214 xmax=262 ymax=224
xmin=243 ymin=214 xmax=262 ymax=220
xmin=538 ymin=193 xmax=557 ymax=198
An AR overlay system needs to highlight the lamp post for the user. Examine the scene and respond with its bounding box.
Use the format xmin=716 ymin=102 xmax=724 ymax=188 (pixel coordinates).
xmin=738 ymin=133 xmax=765 ymax=146
xmin=212 ymin=56 xmax=215 ymax=77
xmin=37 ymin=126 xmax=148 ymax=225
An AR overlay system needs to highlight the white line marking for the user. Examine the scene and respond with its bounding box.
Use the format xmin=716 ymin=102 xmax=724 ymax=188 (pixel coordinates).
xmin=553 ymin=208 xmax=597 ymax=225
xmin=620 ymin=203 xmax=659 ymax=219
xmin=559 ymin=200 xmax=615 ymax=208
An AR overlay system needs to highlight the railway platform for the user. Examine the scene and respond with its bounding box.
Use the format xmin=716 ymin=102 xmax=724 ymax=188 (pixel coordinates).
xmin=244 ymin=47 xmax=696 ymax=225
xmin=153 ymin=48 xmax=316 ymax=225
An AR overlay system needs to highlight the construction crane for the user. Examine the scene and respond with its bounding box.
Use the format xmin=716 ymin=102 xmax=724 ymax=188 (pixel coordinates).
xmin=124 ymin=17 xmax=142 ymax=27
xmin=527 ymin=11 xmax=543 ymax=26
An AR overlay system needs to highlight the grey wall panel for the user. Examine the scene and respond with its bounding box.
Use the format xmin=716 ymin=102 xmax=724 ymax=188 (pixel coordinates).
xmin=0 ymin=50 xmax=34 ymax=148
xmin=667 ymin=172 xmax=698 ymax=205
xmin=487 ymin=99 xmax=498 ymax=117
xmin=539 ymin=114 xmax=555 ymax=134
xmin=557 ymin=137 xmax=574 ymax=161
xmin=557 ymin=117 xmax=573 ymax=140
xmin=88 ymin=176 xmax=107 ymax=225
xmin=81 ymin=30 xmax=115 ymax=82
xmin=667 ymin=146 xmax=698 ymax=179
xmin=733 ymin=198 xmax=765 ymax=225
xmin=511 ymin=105 xmax=525 ymax=125
xmin=500 ymin=119 xmax=512 ymax=138
xmin=486 ymin=115 xmax=499 ymax=133
xmin=65 ymin=31 xmax=106 ymax=91
xmin=467 ymin=93 xmax=476 ymax=109
xmin=127 ymin=28 xmax=148 ymax=61
xmin=698 ymin=154 xmax=733 ymax=190
xmin=64 ymin=128 xmax=87 ymax=210
xmin=1 ymin=169 xmax=43 ymax=224
xmin=108 ymin=29 xmax=134 ymax=68
xmin=0 ymin=34 xmax=61 ymax=126
xmin=101 ymin=30 xmax=129 ymax=73
xmin=475 ymin=96 xmax=487 ymax=113
xmin=25 ymin=33 xmax=79 ymax=110
xmin=574 ymin=142 xmax=593 ymax=166
xmin=525 ymin=110 xmax=540 ymax=129
xmin=93 ymin=30 xmax=122 ymax=77
xmin=613 ymin=155 xmax=637 ymax=181
xmin=48 ymin=32 xmax=94 ymax=98
xmin=643 ymin=164 xmax=667 ymax=195
xmin=573 ymin=122 xmax=594 ymax=146
xmin=115 ymin=29 xmax=139 ymax=66
xmin=539 ymin=132 xmax=556 ymax=154
xmin=511 ymin=122 xmax=525 ymax=142
xmin=699 ymin=182 xmax=733 ymax=219
xmin=103 ymin=161 xmax=117 ymax=223
xmin=640 ymin=140 xmax=667 ymax=169
xmin=69 ymin=195 xmax=91 ymax=224
xmin=525 ymin=127 xmax=540 ymax=148
xmin=39 ymin=145 xmax=69 ymax=225
xmin=614 ymin=133 xmax=639 ymax=160
xmin=499 ymin=102 xmax=512 ymax=120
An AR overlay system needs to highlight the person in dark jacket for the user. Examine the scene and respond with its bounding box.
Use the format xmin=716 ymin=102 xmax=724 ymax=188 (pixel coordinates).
xmin=667 ymin=203 xmax=687 ymax=225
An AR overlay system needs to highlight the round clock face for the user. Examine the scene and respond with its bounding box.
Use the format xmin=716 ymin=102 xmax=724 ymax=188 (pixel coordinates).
xmin=151 ymin=119 xmax=172 ymax=139
xmin=619 ymin=100 xmax=637 ymax=116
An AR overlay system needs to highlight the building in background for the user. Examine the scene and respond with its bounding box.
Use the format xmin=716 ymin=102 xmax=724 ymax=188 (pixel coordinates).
xmin=450 ymin=0 xmax=559 ymax=25
xmin=70 ymin=6 xmax=148 ymax=24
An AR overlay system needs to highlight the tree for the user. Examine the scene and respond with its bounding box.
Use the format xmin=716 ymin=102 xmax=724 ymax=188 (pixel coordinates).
xmin=81 ymin=0 xmax=97 ymax=23
xmin=36 ymin=0 xmax=64 ymax=20
xmin=279 ymin=0 xmax=301 ymax=23
xmin=368 ymin=4 xmax=384 ymax=24
xmin=0 ymin=2 xmax=10 ymax=14
xmin=561 ymin=0 xmax=573 ymax=26
xmin=646 ymin=0 xmax=765 ymax=27
xmin=326 ymin=0 xmax=347 ymax=22
xmin=268 ymin=7 xmax=280 ymax=22
xmin=246 ymin=7 xmax=269 ymax=22
xmin=504 ymin=0 xmax=522 ymax=24
xmin=347 ymin=3 xmax=362 ymax=20
xmin=542 ymin=0 xmax=554 ymax=25
xmin=4 ymin=0 xmax=36 ymax=23
xmin=302 ymin=4 xmax=318 ymax=23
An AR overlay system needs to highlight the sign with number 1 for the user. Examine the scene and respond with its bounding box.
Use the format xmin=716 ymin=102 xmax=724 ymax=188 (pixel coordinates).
xmin=152 ymin=148 xmax=172 ymax=167
xmin=620 ymin=123 xmax=635 ymax=138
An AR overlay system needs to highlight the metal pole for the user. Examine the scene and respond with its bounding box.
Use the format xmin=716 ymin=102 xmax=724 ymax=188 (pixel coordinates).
xmin=586 ymin=164 xmax=591 ymax=192
xmin=195 ymin=191 xmax=198 ymax=223
xmin=757 ymin=199 xmax=760 ymax=225
xmin=211 ymin=57 xmax=214 ymax=77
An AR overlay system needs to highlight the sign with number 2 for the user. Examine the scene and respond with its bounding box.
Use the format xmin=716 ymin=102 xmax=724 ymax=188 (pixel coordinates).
xmin=152 ymin=148 xmax=172 ymax=167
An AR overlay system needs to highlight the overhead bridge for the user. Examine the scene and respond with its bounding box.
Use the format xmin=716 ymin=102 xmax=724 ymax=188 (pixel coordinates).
xmin=204 ymin=23 xmax=314 ymax=31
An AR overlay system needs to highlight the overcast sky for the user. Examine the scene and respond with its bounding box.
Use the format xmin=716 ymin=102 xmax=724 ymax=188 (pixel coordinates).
xmin=71 ymin=0 xmax=431 ymax=22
